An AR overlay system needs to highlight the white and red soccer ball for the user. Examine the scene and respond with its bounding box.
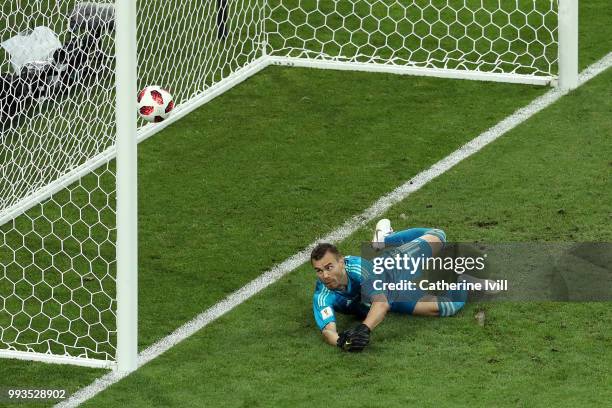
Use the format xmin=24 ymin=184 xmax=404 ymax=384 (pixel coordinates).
xmin=137 ymin=86 xmax=174 ymax=123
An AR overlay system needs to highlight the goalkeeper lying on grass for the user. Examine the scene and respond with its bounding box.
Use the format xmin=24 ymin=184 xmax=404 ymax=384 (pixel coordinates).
xmin=311 ymin=219 xmax=494 ymax=352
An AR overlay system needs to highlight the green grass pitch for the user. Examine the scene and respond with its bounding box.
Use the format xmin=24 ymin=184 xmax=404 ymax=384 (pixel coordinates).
xmin=0 ymin=1 xmax=611 ymax=407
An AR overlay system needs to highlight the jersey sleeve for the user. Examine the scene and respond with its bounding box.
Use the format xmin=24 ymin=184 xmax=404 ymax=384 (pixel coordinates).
xmin=344 ymin=255 xmax=374 ymax=284
xmin=347 ymin=256 xmax=380 ymax=303
xmin=312 ymin=282 xmax=337 ymax=331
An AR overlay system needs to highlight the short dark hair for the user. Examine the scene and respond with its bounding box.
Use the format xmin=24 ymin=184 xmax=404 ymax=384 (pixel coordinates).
xmin=310 ymin=243 xmax=341 ymax=262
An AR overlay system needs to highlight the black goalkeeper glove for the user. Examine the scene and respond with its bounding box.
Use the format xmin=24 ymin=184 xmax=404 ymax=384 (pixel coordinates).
xmin=337 ymin=323 xmax=370 ymax=352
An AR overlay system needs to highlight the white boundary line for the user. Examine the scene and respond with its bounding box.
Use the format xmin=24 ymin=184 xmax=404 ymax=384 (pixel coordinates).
xmin=56 ymin=52 xmax=612 ymax=408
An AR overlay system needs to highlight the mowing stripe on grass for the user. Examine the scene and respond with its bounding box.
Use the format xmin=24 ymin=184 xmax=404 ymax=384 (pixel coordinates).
xmin=56 ymin=52 xmax=612 ymax=408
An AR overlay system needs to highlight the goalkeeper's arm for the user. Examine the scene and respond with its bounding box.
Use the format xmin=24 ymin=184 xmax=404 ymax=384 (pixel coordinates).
xmin=363 ymin=294 xmax=390 ymax=331
xmin=321 ymin=322 xmax=339 ymax=346
xmin=336 ymin=298 xmax=389 ymax=352
xmin=320 ymin=300 xmax=389 ymax=347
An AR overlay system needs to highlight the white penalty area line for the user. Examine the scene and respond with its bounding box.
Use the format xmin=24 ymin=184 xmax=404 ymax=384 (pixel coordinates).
xmin=56 ymin=52 xmax=612 ymax=408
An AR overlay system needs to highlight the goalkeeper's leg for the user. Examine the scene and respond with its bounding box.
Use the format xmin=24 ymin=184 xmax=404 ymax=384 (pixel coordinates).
xmin=435 ymin=287 xmax=468 ymax=317
xmin=400 ymin=290 xmax=467 ymax=317
xmin=410 ymin=273 xmax=504 ymax=316
xmin=372 ymin=218 xmax=446 ymax=249
xmin=371 ymin=222 xmax=465 ymax=316
xmin=384 ymin=227 xmax=438 ymax=246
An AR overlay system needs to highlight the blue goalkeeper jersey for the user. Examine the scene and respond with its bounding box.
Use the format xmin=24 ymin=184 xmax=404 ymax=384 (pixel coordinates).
xmin=311 ymin=234 xmax=442 ymax=330
xmin=312 ymin=255 xmax=372 ymax=330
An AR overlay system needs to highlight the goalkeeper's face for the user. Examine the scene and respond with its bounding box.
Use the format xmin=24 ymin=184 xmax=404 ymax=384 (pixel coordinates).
xmin=312 ymin=251 xmax=346 ymax=290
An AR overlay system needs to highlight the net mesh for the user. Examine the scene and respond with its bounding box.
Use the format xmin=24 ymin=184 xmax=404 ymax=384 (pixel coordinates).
xmin=0 ymin=0 xmax=117 ymax=361
xmin=137 ymin=0 xmax=266 ymax=111
xmin=266 ymin=0 xmax=558 ymax=77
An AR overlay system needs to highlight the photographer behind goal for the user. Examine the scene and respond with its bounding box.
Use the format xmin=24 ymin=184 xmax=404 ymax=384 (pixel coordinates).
xmin=0 ymin=3 xmax=114 ymax=125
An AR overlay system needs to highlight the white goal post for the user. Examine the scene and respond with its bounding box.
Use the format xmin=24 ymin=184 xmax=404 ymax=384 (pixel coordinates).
xmin=0 ymin=0 xmax=578 ymax=371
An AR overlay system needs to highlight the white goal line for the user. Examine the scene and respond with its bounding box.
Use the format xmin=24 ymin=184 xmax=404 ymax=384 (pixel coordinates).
xmin=55 ymin=52 xmax=612 ymax=408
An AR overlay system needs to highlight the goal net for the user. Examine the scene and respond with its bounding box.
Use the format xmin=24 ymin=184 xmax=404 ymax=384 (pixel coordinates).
xmin=0 ymin=0 xmax=574 ymax=369
xmin=266 ymin=0 xmax=559 ymax=83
